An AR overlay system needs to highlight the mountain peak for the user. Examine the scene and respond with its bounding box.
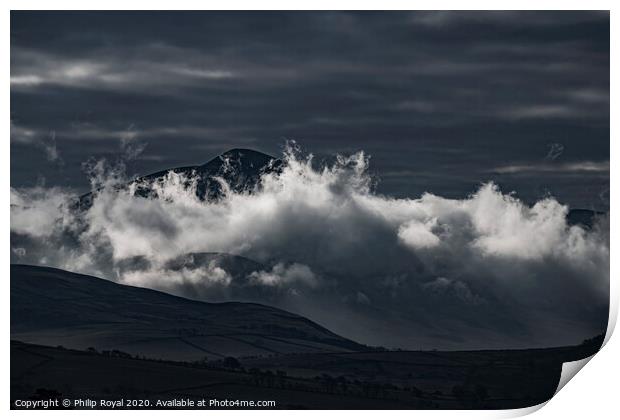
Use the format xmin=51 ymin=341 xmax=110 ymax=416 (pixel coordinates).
xmin=220 ymin=148 xmax=273 ymax=157
xmin=204 ymin=148 xmax=276 ymax=168
xmin=77 ymin=148 xmax=282 ymax=208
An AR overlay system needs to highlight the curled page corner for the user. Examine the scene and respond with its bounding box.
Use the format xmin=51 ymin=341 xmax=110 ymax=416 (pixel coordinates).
xmin=554 ymin=355 xmax=595 ymax=396
xmin=551 ymin=310 xmax=618 ymax=398
xmin=498 ymin=353 xmax=599 ymax=419
xmin=495 ymin=401 xmax=548 ymax=418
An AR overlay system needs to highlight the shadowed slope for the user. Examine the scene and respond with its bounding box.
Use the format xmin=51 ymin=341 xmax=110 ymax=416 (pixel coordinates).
xmin=11 ymin=265 xmax=365 ymax=361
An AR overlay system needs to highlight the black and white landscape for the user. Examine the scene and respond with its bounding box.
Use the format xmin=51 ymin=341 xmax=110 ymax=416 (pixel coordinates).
xmin=10 ymin=11 xmax=609 ymax=409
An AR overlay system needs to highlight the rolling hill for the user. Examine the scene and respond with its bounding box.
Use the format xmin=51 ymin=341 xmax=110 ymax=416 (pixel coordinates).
xmin=11 ymin=265 xmax=365 ymax=361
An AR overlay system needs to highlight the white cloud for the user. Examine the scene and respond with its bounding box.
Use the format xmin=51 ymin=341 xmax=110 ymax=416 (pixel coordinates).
xmin=499 ymin=104 xmax=578 ymax=120
xmin=122 ymin=262 xmax=232 ymax=293
xmin=398 ymin=218 xmax=441 ymax=249
xmin=11 ymin=122 xmax=63 ymax=163
xmin=492 ymin=161 xmax=609 ymax=174
xmin=10 ymin=145 xmax=609 ymax=349
xmin=248 ymin=263 xmax=318 ymax=287
xmin=10 ymin=121 xmax=38 ymax=144
xmin=10 ymin=187 xmax=76 ymax=237
xmin=10 ymin=47 xmax=238 ymax=93
xmin=568 ymin=88 xmax=609 ymax=103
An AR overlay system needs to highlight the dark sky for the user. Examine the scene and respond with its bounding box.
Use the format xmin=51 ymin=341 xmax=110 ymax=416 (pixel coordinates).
xmin=10 ymin=11 xmax=609 ymax=209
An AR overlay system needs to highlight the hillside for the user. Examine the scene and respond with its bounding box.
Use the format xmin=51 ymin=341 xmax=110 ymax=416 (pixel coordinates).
xmin=11 ymin=265 xmax=365 ymax=361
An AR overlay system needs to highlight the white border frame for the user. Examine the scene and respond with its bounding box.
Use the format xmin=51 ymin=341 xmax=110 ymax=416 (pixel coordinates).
xmin=3 ymin=3 xmax=616 ymax=419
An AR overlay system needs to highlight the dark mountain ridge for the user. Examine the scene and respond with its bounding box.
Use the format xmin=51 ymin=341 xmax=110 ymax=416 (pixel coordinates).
xmin=566 ymin=208 xmax=606 ymax=229
xmin=11 ymin=264 xmax=366 ymax=361
xmin=77 ymin=148 xmax=282 ymax=209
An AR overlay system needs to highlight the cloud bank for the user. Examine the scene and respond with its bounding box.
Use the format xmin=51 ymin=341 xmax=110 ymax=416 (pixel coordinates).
xmin=10 ymin=145 xmax=609 ymax=349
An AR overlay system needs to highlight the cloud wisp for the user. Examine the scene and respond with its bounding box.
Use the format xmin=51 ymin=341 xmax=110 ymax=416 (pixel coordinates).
xmin=491 ymin=161 xmax=609 ymax=174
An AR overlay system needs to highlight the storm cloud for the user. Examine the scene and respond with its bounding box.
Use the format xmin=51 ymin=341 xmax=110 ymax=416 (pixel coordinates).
xmin=10 ymin=145 xmax=609 ymax=350
xmin=10 ymin=11 xmax=610 ymax=350
xmin=11 ymin=11 xmax=609 ymax=209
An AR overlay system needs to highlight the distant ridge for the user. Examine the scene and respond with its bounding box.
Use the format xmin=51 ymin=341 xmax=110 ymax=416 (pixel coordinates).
xmin=566 ymin=208 xmax=605 ymax=229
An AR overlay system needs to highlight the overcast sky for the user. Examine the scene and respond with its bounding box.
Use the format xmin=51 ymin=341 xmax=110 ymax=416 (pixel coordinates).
xmin=10 ymin=11 xmax=609 ymax=209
